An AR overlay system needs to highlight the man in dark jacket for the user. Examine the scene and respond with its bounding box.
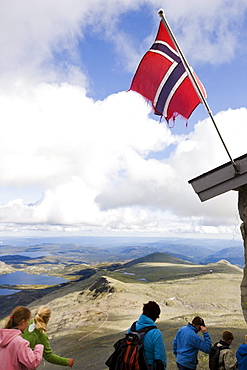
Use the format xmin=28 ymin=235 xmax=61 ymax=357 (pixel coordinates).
xmin=173 ymin=316 xmax=211 ymax=370
xmin=215 ymin=331 xmax=237 ymax=370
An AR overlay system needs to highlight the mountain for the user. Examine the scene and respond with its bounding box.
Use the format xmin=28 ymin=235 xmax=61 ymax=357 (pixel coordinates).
xmin=0 ymin=253 xmax=244 ymax=370
xmin=202 ymin=246 xmax=244 ymax=267
xmin=122 ymin=251 xmax=192 ymax=268
xmin=108 ymin=252 xmax=242 ymax=283
xmin=0 ymin=236 xmax=243 ymax=263
xmin=0 ymin=255 xmax=33 ymax=264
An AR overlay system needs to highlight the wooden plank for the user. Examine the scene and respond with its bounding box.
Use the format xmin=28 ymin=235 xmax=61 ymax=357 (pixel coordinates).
xmin=192 ymin=172 xmax=247 ymax=202
xmin=188 ymin=153 xmax=247 ymax=202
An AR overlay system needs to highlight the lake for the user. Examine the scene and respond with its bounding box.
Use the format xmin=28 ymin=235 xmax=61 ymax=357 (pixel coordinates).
xmin=0 ymin=289 xmax=21 ymax=296
xmin=0 ymin=271 xmax=67 ymax=286
xmin=0 ymin=252 xmax=50 ymax=258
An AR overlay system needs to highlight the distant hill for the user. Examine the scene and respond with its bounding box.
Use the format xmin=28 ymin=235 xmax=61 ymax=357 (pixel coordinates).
xmin=113 ymin=242 xmax=244 ymax=267
xmin=202 ymin=246 xmax=244 ymax=267
xmin=108 ymin=252 xmax=242 ymax=283
xmin=0 ymin=255 xmax=32 ymax=264
xmin=122 ymin=252 xmax=192 ymax=268
xmin=0 ymin=236 xmax=244 ymax=267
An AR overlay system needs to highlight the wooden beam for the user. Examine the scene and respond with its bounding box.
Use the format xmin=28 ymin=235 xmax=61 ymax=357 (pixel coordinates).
xmin=188 ymin=153 xmax=247 ymax=202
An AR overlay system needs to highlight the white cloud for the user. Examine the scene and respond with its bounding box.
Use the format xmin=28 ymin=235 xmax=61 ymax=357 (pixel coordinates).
xmin=157 ymin=0 xmax=247 ymax=64
xmin=0 ymin=0 xmax=246 ymax=237
xmin=0 ymin=79 xmax=244 ymax=237
xmin=103 ymin=0 xmax=247 ymax=71
xmin=0 ymin=0 xmax=246 ymax=84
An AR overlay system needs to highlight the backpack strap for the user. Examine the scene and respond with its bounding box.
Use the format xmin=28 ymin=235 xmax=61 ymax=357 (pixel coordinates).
xmin=130 ymin=321 xmax=157 ymax=334
xmin=130 ymin=321 xmax=137 ymax=331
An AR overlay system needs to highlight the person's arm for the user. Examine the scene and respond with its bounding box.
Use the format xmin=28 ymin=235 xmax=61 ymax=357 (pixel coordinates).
xmin=18 ymin=340 xmax=44 ymax=370
xmin=189 ymin=326 xmax=211 ymax=354
xmin=41 ymin=332 xmax=73 ymax=366
xmin=152 ymin=330 xmax=166 ymax=369
xmin=236 ymin=348 xmax=241 ymax=365
xmin=173 ymin=334 xmax=177 ymax=356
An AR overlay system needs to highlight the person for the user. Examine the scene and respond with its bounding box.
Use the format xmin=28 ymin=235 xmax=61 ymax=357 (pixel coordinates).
xmin=236 ymin=334 xmax=247 ymax=370
xmin=0 ymin=306 xmax=44 ymax=370
xmin=173 ymin=316 xmax=211 ymax=370
xmin=22 ymin=305 xmax=74 ymax=367
xmin=129 ymin=301 xmax=166 ymax=369
xmin=213 ymin=330 xmax=237 ymax=370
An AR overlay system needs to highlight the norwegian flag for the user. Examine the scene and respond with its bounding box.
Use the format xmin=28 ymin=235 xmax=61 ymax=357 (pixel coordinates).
xmin=130 ymin=20 xmax=206 ymax=122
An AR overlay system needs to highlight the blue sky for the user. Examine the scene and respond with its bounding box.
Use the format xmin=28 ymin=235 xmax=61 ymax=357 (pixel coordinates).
xmin=0 ymin=0 xmax=246 ymax=239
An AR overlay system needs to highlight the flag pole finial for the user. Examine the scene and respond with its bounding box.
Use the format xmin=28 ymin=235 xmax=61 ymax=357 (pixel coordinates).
xmin=158 ymin=9 xmax=164 ymax=17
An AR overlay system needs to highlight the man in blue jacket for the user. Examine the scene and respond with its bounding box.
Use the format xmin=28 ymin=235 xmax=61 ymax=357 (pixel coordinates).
xmin=236 ymin=335 xmax=247 ymax=370
xmin=173 ymin=316 xmax=211 ymax=370
xmin=133 ymin=301 xmax=166 ymax=369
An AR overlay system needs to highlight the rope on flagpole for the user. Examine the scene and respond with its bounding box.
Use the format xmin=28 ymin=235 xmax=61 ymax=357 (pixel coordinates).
xmin=158 ymin=9 xmax=239 ymax=175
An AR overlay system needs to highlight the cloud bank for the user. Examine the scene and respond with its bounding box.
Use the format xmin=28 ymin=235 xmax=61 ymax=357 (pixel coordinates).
xmin=0 ymin=0 xmax=246 ymax=237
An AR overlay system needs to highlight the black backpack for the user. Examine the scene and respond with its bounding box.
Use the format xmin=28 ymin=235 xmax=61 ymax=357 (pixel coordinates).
xmin=105 ymin=321 xmax=156 ymax=370
xmin=209 ymin=343 xmax=229 ymax=370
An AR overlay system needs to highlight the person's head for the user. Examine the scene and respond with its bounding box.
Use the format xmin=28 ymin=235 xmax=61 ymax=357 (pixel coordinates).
xmin=192 ymin=316 xmax=206 ymax=326
xmin=142 ymin=301 xmax=160 ymax=322
xmin=5 ymin=306 xmax=31 ymax=332
xmin=192 ymin=316 xmax=205 ymax=329
xmin=34 ymin=305 xmax=52 ymax=333
xmin=222 ymin=330 xmax=234 ymax=344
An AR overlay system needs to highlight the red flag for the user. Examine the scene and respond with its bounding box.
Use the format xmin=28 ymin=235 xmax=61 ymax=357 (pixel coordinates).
xmin=130 ymin=20 xmax=206 ymax=122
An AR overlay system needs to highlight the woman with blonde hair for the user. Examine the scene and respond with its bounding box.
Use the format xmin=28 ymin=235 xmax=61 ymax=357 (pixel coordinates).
xmin=0 ymin=306 xmax=43 ymax=370
xmin=22 ymin=305 xmax=74 ymax=367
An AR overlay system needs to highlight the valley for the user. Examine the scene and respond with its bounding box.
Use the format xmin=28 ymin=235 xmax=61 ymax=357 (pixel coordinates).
xmin=0 ymin=238 xmax=246 ymax=369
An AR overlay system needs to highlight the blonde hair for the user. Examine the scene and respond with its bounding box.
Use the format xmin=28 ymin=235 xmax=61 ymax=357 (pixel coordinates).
xmin=34 ymin=306 xmax=51 ymax=333
xmin=5 ymin=306 xmax=31 ymax=329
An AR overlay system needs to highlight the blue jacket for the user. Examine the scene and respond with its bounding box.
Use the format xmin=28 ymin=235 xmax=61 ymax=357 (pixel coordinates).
xmin=129 ymin=314 xmax=166 ymax=369
xmin=173 ymin=323 xmax=211 ymax=369
xmin=236 ymin=343 xmax=247 ymax=370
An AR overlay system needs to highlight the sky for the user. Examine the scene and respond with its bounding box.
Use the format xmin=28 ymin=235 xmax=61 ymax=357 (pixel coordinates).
xmin=0 ymin=0 xmax=247 ymax=240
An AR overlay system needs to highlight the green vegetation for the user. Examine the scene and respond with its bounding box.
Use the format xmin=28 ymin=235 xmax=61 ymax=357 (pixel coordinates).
xmin=107 ymin=253 xmax=242 ymax=283
xmin=123 ymin=252 xmax=192 ymax=267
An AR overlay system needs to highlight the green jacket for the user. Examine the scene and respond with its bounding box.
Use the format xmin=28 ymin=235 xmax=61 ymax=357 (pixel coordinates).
xmin=22 ymin=320 xmax=69 ymax=366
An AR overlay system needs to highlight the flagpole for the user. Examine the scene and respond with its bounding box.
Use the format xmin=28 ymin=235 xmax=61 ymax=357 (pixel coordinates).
xmin=158 ymin=9 xmax=239 ymax=174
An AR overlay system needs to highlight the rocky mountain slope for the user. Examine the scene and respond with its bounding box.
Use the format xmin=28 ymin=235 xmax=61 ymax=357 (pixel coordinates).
xmin=0 ymin=261 xmax=14 ymax=273
xmin=0 ymin=257 xmax=245 ymax=370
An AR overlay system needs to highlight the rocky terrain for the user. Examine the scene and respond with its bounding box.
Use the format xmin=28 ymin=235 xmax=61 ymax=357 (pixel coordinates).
xmin=0 ymin=261 xmax=14 ymax=273
xmin=0 ymin=255 xmax=245 ymax=370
